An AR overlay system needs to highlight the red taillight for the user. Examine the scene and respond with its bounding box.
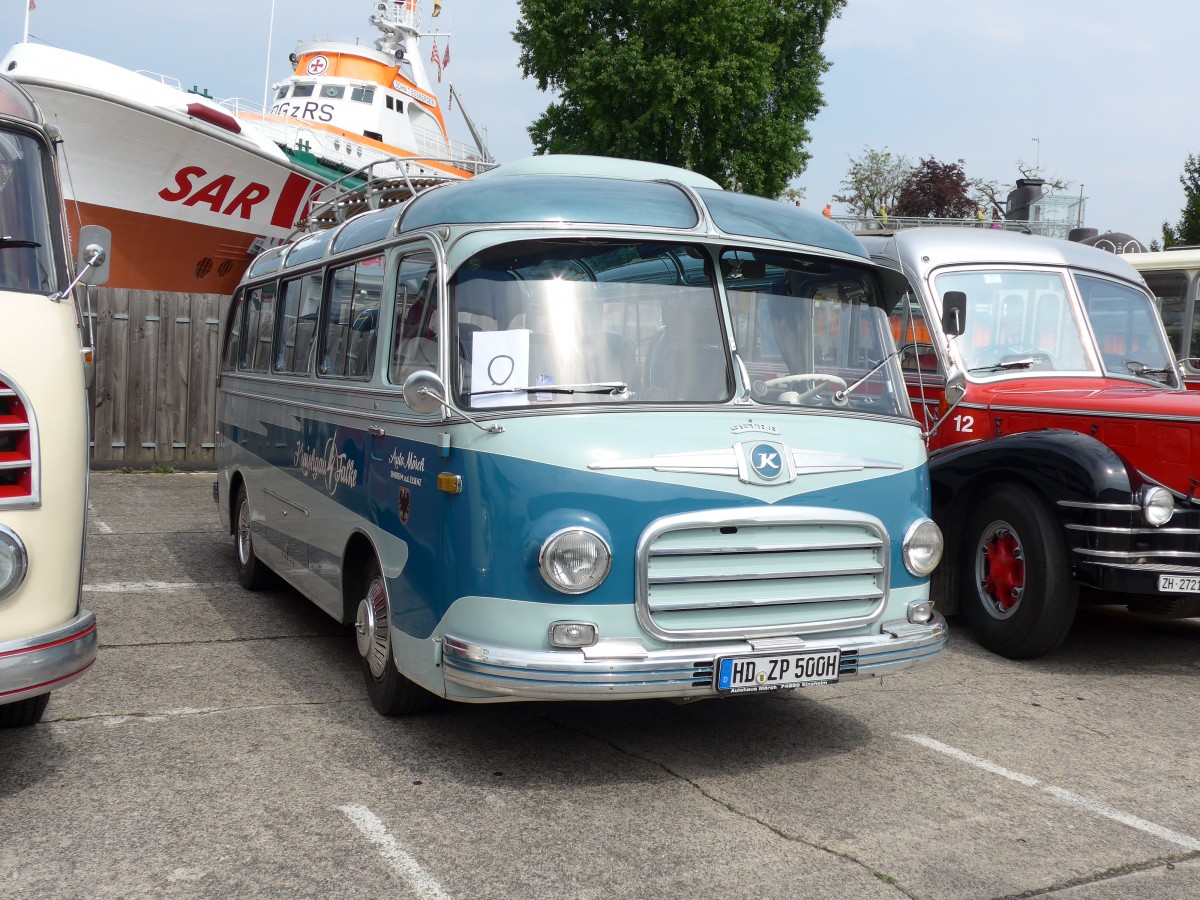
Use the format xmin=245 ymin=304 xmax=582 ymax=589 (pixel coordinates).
xmin=0 ymin=378 xmax=32 ymax=500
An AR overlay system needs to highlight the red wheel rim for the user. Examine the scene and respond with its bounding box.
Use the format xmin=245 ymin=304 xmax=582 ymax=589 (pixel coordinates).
xmin=978 ymin=525 xmax=1024 ymax=616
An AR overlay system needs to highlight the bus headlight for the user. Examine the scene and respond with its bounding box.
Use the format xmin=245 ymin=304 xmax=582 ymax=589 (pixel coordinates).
xmin=0 ymin=525 xmax=28 ymax=601
xmin=1141 ymin=486 xmax=1174 ymax=526
xmin=903 ymin=518 xmax=943 ymax=577
xmin=538 ymin=528 xmax=611 ymax=594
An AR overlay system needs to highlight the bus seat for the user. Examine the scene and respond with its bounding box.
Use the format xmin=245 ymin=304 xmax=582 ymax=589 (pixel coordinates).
xmin=458 ymin=323 xmax=482 ymax=361
xmin=587 ymin=331 xmax=639 ymax=392
xmin=644 ymin=305 xmax=726 ymax=400
xmin=347 ymin=308 xmax=379 ymax=377
xmin=393 ymin=337 xmax=438 ymax=384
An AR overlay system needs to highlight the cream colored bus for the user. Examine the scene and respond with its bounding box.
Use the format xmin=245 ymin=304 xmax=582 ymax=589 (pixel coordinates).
xmin=1125 ymin=246 xmax=1200 ymax=389
xmin=0 ymin=75 xmax=109 ymax=726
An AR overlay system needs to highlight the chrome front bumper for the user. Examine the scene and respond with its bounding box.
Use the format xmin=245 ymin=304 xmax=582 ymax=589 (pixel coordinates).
xmin=442 ymin=613 xmax=947 ymax=702
xmin=0 ymin=610 xmax=98 ymax=704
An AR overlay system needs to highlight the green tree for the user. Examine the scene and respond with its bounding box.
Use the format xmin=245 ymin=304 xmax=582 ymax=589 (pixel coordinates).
xmin=1163 ymin=153 xmax=1200 ymax=247
xmin=513 ymin=1 xmax=846 ymax=198
xmin=832 ymin=146 xmax=910 ymax=217
xmin=894 ymin=157 xmax=974 ymax=218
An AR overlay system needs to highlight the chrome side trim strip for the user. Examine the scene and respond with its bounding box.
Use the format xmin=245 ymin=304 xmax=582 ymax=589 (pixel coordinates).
xmin=1073 ymin=548 xmax=1200 ymax=561
xmin=1065 ymin=524 xmax=1200 ymax=535
xmin=997 ymin=404 xmax=1200 ymax=425
xmin=1057 ymin=500 xmax=1140 ymax=511
xmin=263 ymin=487 xmax=309 ymax=516
xmin=1084 ymin=561 xmax=1200 ymax=574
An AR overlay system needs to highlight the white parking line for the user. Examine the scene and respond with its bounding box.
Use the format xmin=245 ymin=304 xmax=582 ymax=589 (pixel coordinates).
xmin=92 ymin=519 xmax=113 ymax=534
xmin=339 ymin=804 xmax=452 ymax=899
xmin=83 ymin=581 xmax=226 ymax=593
xmin=899 ymin=733 xmax=1200 ymax=852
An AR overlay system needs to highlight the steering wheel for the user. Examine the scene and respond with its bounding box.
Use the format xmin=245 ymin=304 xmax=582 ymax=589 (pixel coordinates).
xmin=764 ymin=372 xmax=849 ymax=404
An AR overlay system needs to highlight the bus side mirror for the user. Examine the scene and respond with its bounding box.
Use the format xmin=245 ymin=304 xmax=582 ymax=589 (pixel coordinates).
xmin=943 ymin=367 xmax=966 ymax=406
xmin=924 ymin=366 xmax=967 ymax=442
xmin=402 ymin=369 xmax=505 ymax=434
xmin=401 ymin=370 xmax=447 ymax=414
xmin=78 ymin=224 xmax=111 ymax=286
xmin=941 ymin=291 xmax=966 ymax=337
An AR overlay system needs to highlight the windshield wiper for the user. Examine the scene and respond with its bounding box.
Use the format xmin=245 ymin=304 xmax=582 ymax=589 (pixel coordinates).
xmin=0 ymin=237 xmax=41 ymax=249
xmin=467 ymin=382 xmax=628 ymax=397
xmin=1124 ymin=360 xmax=1175 ymax=379
xmin=837 ymin=350 xmax=900 ymax=400
xmin=970 ymin=359 xmax=1034 ymax=373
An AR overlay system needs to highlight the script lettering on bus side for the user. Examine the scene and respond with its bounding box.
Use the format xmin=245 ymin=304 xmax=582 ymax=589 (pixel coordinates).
xmin=294 ymin=438 xmax=360 ymax=495
xmin=387 ymin=448 xmax=426 ymax=487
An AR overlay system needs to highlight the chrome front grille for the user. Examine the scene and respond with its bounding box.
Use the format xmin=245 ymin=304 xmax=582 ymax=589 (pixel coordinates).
xmin=635 ymin=507 xmax=890 ymax=641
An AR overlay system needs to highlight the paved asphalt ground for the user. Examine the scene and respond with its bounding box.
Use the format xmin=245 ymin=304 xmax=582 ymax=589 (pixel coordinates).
xmin=2 ymin=472 xmax=1199 ymax=899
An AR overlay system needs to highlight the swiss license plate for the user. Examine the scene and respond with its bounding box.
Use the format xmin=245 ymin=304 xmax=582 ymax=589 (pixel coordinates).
xmin=716 ymin=649 xmax=841 ymax=694
xmin=1159 ymin=574 xmax=1200 ymax=593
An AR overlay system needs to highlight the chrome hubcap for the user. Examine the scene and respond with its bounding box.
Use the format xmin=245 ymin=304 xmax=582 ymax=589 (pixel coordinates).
xmin=356 ymin=576 xmax=390 ymax=678
xmin=236 ymin=499 xmax=252 ymax=566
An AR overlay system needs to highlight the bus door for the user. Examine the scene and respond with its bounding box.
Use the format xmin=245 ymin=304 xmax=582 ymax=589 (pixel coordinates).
xmin=368 ymin=247 xmax=443 ymax=632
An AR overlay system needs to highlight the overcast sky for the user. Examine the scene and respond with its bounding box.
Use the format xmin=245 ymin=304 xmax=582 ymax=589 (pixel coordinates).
xmin=6 ymin=0 xmax=1194 ymax=246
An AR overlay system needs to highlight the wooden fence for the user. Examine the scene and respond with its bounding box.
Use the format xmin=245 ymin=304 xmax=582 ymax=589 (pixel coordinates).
xmin=88 ymin=288 xmax=231 ymax=466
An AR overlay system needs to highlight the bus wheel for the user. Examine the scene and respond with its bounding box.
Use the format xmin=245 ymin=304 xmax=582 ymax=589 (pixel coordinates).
xmin=356 ymin=560 xmax=432 ymax=716
xmin=234 ymin=484 xmax=270 ymax=590
xmin=0 ymin=693 xmax=49 ymax=728
xmin=962 ymin=484 xmax=1077 ymax=659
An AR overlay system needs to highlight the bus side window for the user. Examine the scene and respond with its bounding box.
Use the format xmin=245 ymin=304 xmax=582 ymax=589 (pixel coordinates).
xmin=320 ymin=255 xmax=383 ymax=379
xmin=239 ymin=285 xmax=277 ymax=373
xmin=390 ymin=251 xmax=440 ymax=388
xmin=274 ymin=272 xmax=323 ymax=375
xmin=1143 ymin=271 xmax=1188 ymax=361
xmin=221 ymin=292 xmax=244 ymax=372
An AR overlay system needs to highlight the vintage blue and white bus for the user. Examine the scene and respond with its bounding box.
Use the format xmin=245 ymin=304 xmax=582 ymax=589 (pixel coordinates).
xmin=216 ymin=155 xmax=948 ymax=715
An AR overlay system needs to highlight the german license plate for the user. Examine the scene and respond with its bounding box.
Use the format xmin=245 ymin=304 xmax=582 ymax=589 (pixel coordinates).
xmin=716 ymin=649 xmax=841 ymax=694
xmin=1159 ymin=574 xmax=1200 ymax=593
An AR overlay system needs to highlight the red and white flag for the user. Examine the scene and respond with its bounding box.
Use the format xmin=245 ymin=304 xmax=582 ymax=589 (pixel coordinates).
xmin=430 ymin=38 xmax=442 ymax=81
xmin=442 ymin=43 xmax=450 ymax=71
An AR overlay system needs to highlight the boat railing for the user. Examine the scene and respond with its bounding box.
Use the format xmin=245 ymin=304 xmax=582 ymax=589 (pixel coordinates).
xmin=223 ymin=98 xmax=494 ymax=171
xmin=411 ymin=125 xmax=488 ymax=168
xmin=218 ymin=97 xmax=266 ymax=118
xmin=135 ymin=70 xmax=184 ymax=92
xmin=291 ymin=152 xmax=498 ymax=236
xmin=832 ymin=214 xmax=1076 ymax=241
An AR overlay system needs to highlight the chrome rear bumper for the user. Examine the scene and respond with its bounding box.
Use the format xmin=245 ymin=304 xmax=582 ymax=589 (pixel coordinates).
xmin=442 ymin=613 xmax=947 ymax=701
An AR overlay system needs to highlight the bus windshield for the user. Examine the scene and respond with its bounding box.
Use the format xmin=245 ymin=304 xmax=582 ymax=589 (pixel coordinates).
xmin=1076 ymin=273 xmax=1179 ymax=385
xmin=724 ymin=249 xmax=908 ymax=415
xmin=0 ymin=126 xmax=57 ymax=294
xmin=451 ymin=240 xmax=731 ymax=407
xmin=934 ymin=269 xmax=1092 ymax=377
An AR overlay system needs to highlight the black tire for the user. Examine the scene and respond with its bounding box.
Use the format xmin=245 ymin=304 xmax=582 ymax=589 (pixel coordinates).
xmin=355 ymin=559 xmax=433 ymax=716
xmin=234 ymin=483 xmax=271 ymax=590
xmin=0 ymin=693 xmax=49 ymax=728
xmin=961 ymin=484 xmax=1078 ymax=659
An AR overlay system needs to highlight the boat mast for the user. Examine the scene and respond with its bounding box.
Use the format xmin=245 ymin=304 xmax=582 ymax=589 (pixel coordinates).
xmin=371 ymin=1 xmax=432 ymax=93
xmin=449 ymin=84 xmax=494 ymax=164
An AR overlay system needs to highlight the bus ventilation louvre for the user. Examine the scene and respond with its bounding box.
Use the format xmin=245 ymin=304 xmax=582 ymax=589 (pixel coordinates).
xmin=0 ymin=378 xmax=33 ymax=500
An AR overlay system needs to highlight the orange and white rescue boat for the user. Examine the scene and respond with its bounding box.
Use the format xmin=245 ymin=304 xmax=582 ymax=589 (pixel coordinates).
xmin=1 ymin=0 xmax=493 ymax=296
